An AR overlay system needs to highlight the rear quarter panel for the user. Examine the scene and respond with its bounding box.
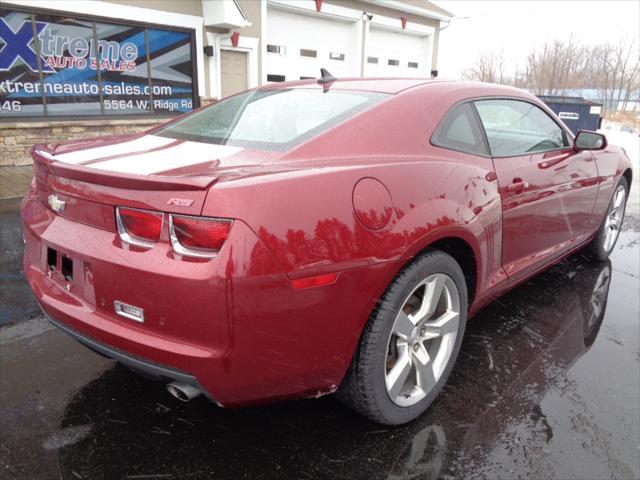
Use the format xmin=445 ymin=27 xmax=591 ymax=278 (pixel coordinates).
xmin=200 ymin=153 xmax=504 ymax=401
xmin=202 ymin=84 xmax=508 ymax=313
xmin=195 ymin=83 xmax=525 ymax=397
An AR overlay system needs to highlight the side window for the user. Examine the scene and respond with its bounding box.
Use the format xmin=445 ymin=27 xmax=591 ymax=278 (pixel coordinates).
xmin=474 ymin=99 xmax=568 ymax=157
xmin=431 ymin=103 xmax=489 ymax=156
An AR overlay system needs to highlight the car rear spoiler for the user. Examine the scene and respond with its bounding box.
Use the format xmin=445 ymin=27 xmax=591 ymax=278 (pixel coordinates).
xmin=31 ymin=145 xmax=218 ymax=191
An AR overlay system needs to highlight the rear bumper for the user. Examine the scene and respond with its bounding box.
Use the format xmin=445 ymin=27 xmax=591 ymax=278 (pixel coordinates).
xmin=22 ymin=193 xmax=402 ymax=407
xmin=45 ymin=310 xmax=217 ymax=402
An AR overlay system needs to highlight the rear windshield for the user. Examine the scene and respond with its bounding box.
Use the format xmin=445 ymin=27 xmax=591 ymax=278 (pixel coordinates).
xmin=155 ymin=88 xmax=387 ymax=151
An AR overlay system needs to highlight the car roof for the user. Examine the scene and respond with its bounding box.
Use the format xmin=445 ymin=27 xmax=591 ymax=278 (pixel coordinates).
xmin=261 ymin=77 xmax=450 ymax=94
xmin=415 ymin=80 xmax=531 ymax=97
xmin=260 ymin=77 xmax=532 ymax=98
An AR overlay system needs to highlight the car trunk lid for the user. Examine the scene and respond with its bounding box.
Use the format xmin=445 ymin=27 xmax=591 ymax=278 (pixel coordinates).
xmin=32 ymin=133 xmax=280 ymax=230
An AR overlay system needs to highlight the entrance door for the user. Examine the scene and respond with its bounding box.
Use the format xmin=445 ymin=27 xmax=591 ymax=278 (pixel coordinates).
xmin=221 ymin=49 xmax=248 ymax=98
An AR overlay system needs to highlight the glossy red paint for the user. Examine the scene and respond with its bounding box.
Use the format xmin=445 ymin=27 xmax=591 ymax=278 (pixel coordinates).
xmin=21 ymin=79 xmax=632 ymax=407
xmin=494 ymin=146 xmax=600 ymax=283
xmin=352 ymin=177 xmax=393 ymax=230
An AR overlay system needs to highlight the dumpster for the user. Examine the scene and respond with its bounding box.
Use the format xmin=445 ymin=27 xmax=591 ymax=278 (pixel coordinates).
xmin=537 ymin=96 xmax=603 ymax=134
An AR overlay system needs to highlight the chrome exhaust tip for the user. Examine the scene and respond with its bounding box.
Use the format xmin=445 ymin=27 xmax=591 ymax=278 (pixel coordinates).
xmin=166 ymin=381 xmax=202 ymax=402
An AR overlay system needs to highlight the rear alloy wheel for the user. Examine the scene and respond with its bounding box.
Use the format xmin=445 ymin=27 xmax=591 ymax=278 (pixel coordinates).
xmin=338 ymin=250 xmax=468 ymax=425
xmin=588 ymin=177 xmax=628 ymax=261
xmin=385 ymin=274 xmax=461 ymax=407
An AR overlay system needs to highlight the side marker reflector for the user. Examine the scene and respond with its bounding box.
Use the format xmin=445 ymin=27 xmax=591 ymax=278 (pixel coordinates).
xmin=291 ymin=272 xmax=339 ymax=289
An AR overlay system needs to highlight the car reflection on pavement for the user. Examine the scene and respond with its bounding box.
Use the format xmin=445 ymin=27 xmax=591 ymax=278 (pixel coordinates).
xmin=2 ymin=255 xmax=615 ymax=480
xmin=386 ymin=258 xmax=613 ymax=479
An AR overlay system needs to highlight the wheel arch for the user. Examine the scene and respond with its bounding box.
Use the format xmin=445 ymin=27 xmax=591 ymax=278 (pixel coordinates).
xmin=427 ymin=237 xmax=478 ymax=307
xmin=622 ymin=168 xmax=632 ymax=192
xmin=399 ymin=227 xmax=481 ymax=307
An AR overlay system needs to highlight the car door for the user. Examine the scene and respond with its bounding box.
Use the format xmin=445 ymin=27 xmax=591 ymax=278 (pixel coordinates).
xmin=474 ymin=98 xmax=599 ymax=283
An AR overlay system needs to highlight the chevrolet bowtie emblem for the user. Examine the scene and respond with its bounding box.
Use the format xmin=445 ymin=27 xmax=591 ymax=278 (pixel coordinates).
xmin=48 ymin=194 xmax=66 ymax=213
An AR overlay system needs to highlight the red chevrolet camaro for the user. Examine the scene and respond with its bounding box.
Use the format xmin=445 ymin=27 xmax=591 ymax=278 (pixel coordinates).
xmin=22 ymin=77 xmax=632 ymax=425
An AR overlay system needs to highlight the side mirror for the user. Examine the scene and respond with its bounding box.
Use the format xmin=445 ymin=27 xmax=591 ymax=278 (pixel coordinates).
xmin=574 ymin=130 xmax=607 ymax=151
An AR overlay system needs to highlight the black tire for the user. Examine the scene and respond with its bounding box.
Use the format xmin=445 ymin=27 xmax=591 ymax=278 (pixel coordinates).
xmin=337 ymin=250 xmax=468 ymax=425
xmin=587 ymin=176 xmax=629 ymax=261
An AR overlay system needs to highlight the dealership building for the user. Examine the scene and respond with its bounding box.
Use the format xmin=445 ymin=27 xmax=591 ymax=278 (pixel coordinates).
xmin=0 ymin=0 xmax=451 ymax=170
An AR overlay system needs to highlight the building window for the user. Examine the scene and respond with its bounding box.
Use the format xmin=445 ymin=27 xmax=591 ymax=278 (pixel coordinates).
xmin=408 ymin=62 xmax=419 ymax=68
xmin=267 ymin=74 xmax=286 ymax=82
xmin=388 ymin=59 xmax=400 ymax=66
xmin=0 ymin=6 xmax=197 ymax=119
xmin=367 ymin=56 xmax=379 ymax=64
xmin=267 ymin=44 xmax=286 ymax=55
xmin=329 ymin=52 xmax=345 ymax=61
xmin=300 ymin=49 xmax=317 ymax=58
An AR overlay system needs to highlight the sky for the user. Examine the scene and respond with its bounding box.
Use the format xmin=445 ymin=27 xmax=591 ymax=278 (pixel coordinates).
xmin=432 ymin=0 xmax=640 ymax=79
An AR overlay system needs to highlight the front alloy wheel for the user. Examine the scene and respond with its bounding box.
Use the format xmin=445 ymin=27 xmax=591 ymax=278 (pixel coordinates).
xmin=588 ymin=176 xmax=628 ymax=261
xmin=603 ymin=185 xmax=626 ymax=253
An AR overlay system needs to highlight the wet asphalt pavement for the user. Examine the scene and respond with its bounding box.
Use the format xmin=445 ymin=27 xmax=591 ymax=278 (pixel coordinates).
xmin=1 ymin=195 xmax=639 ymax=480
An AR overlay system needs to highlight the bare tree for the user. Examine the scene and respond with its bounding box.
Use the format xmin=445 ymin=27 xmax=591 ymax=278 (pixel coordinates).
xmin=463 ymin=49 xmax=507 ymax=84
xmin=462 ymin=37 xmax=640 ymax=117
xmin=621 ymin=57 xmax=640 ymax=111
xmin=614 ymin=39 xmax=639 ymax=110
xmin=522 ymin=37 xmax=589 ymax=96
xmin=588 ymin=43 xmax=613 ymax=111
xmin=589 ymin=38 xmax=640 ymax=114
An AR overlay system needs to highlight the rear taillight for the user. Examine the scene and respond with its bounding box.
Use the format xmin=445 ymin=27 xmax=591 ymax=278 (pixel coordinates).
xmin=169 ymin=214 xmax=232 ymax=258
xmin=116 ymin=207 xmax=163 ymax=247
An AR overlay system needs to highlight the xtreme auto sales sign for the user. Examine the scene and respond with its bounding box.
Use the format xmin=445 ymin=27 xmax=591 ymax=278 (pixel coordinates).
xmin=0 ymin=8 xmax=196 ymax=118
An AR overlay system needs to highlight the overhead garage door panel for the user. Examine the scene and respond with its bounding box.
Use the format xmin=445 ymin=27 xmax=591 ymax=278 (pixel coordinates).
xmin=367 ymin=28 xmax=430 ymax=78
xmin=266 ymin=9 xmax=358 ymax=82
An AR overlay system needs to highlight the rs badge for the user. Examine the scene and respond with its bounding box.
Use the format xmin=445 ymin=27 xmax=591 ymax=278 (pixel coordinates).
xmin=167 ymin=198 xmax=194 ymax=207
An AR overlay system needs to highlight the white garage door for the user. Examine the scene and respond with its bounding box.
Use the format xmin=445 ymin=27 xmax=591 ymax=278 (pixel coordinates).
xmin=366 ymin=27 xmax=430 ymax=78
xmin=266 ymin=8 xmax=358 ymax=82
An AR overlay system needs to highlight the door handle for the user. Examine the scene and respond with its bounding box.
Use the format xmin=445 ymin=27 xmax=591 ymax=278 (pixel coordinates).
xmin=506 ymin=180 xmax=529 ymax=193
xmin=538 ymin=151 xmax=571 ymax=169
